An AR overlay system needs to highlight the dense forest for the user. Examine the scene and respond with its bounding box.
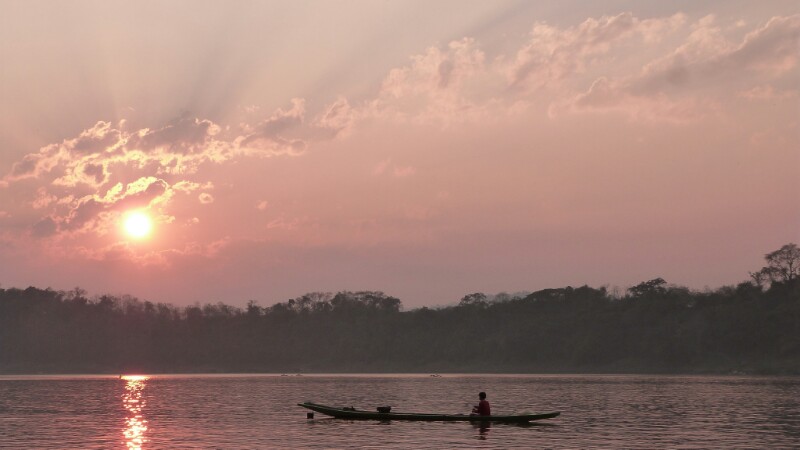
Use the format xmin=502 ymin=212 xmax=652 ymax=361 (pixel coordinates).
xmin=1 ymin=244 xmax=798 ymax=374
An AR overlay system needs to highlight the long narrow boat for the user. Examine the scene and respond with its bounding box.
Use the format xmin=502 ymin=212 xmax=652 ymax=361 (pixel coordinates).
xmin=298 ymin=402 xmax=560 ymax=423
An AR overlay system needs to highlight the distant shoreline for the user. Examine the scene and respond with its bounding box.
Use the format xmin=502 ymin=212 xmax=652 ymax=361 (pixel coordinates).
xmin=3 ymin=280 xmax=798 ymax=377
xmin=2 ymin=365 xmax=797 ymax=376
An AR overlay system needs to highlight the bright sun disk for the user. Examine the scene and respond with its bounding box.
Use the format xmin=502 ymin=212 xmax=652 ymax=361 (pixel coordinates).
xmin=124 ymin=211 xmax=153 ymax=238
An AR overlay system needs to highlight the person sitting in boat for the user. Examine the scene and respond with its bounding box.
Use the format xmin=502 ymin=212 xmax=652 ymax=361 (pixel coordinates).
xmin=471 ymin=392 xmax=491 ymax=416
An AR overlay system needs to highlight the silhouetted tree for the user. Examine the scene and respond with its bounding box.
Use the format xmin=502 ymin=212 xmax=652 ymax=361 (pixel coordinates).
xmin=1 ymin=244 xmax=798 ymax=374
xmin=749 ymin=243 xmax=799 ymax=291
xmin=459 ymin=292 xmax=488 ymax=308
xmin=764 ymin=243 xmax=799 ymax=283
xmin=628 ymin=278 xmax=667 ymax=298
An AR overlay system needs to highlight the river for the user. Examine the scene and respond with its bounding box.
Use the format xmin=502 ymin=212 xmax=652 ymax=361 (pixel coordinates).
xmin=0 ymin=374 xmax=798 ymax=448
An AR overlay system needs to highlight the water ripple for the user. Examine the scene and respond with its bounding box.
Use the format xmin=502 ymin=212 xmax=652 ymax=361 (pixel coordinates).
xmin=0 ymin=374 xmax=798 ymax=448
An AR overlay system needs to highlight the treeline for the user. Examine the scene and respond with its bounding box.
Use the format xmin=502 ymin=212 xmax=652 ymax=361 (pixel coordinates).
xmin=1 ymin=244 xmax=798 ymax=374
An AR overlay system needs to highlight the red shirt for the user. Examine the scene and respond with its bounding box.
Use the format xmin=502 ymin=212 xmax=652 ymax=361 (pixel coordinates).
xmin=476 ymin=400 xmax=491 ymax=416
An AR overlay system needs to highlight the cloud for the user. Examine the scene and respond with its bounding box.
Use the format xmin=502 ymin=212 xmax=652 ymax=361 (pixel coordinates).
xmin=555 ymin=14 xmax=799 ymax=122
xmin=633 ymin=14 xmax=800 ymax=95
xmin=198 ymin=193 xmax=214 ymax=204
xmin=728 ymin=15 xmax=800 ymax=73
xmin=2 ymin=97 xmax=358 ymax=256
xmin=362 ymin=13 xmax=796 ymax=125
xmin=552 ymin=77 xmax=716 ymax=123
xmin=382 ymin=38 xmax=486 ymax=96
xmin=32 ymin=187 xmax=57 ymax=209
xmin=3 ymin=11 xmax=797 ymax=266
xmin=128 ymin=116 xmax=219 ymax=153
xmin=238 ymin=97 xmax=357 ymax=152
xmin=70 ymin=121 xmax=124 ymax=154
xmin=61 ymin=197 xmax=106 ymax=232
xmin=738 ymin=84 xmax=798 ymax=100
xmin=28 ymin=176 xmax=169 ymax=237
xmin=509 ymin=12 xmax=686 ymax=90
xmin=239 ymin=98 xmax=308 ymax=154
xmin=113 ymin=177 xmax=170 ymax=210
xmin=172 ymin=180 xmax=202 ymax=193
xmin=371 ymin=38 xmax=494 ymax=124
xmin=313 ymin=96 xmax=357 ymax=138
xmin=372 ymin=159 xmax=416 ymax=178
xmin=31 ymin=217 xmax=58 ymax=238
xmin=3 ymin=98 xmax=351 ymax=190
xmin=5 ymin=144 xmax=64 ymax=182
xmin=56 ymin=177 xmax=167 ymax=233
xmin=54 ymin=158 xmax=110 ymax=188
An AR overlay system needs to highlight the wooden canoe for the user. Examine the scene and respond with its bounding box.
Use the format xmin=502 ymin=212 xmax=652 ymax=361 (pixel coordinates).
xmin=298 ymin=402 xmax=560 ymax=423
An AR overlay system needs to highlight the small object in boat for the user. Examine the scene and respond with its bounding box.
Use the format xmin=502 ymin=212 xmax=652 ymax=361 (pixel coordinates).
xmin=343 ymin=406 xmax=356 ymax=411
xmin=377 ymin=406 xmax=392 ymax=413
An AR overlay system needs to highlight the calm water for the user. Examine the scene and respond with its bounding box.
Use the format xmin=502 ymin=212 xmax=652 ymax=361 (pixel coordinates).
xmin=0 ymin=374 xmax=798 ymax=448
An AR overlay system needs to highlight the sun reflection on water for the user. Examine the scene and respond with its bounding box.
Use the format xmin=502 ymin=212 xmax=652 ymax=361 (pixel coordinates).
xmin=121 ymin=375 xmax=149 ymax=449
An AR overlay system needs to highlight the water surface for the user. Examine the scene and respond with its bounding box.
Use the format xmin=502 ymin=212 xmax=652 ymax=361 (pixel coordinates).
xmin=0 ymin=374 xmax=798 ymax=448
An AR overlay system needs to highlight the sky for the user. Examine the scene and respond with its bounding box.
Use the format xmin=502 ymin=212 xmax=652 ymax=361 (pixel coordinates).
xmin=1 ymin=0 xmax=798 ymax=308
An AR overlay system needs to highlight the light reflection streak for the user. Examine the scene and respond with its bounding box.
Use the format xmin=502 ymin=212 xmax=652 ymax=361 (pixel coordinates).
xmin=121 ymin=375 xmax=149 ymax=449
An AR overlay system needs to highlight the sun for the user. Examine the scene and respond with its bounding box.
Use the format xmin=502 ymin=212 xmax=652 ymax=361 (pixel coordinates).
xmin=123 ymin=211 xmax=153 ymax=239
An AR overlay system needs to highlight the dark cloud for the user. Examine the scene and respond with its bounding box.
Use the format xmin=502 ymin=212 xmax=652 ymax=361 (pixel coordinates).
xmin=728 ymin=15 xmax=800 ymax=71
xmin=437 ymin=59 xmax=455 ymax=89
xmin=31 ymin=217 xmax=57 ymax=238
xmin=113 ymin=179 xmax=169 ymax=211
xmin=633 ymin=14 xmax=800 ymax=95
xmin=63 ymin=198 xmax=105 ymax=231
xmin=241 ymin=113 xmax=304 ymax=147
xmin=10 ymin=154 xmax=40 ymax=177
xmin=82 ymin=163 xmax=107 ymax=185
xmin=71 ymin=122 xmax=122 ymax=154
xmin=129 ymin=115 xmax=217 ymax=153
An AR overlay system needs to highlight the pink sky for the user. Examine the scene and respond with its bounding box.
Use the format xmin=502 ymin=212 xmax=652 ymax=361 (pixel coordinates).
xmin=1 ymin=1 xmax=798 ymax=308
